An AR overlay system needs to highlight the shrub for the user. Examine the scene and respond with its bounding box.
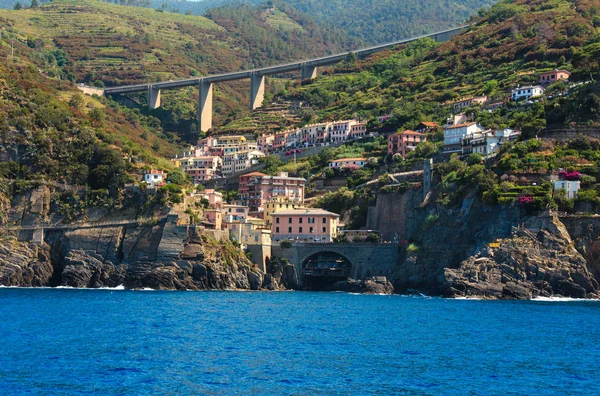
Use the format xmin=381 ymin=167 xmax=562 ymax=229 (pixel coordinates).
xmin=280 ymin=240 xmax=292 ymax=248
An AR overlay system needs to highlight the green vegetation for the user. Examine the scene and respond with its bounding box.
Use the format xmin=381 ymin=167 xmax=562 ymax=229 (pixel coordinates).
xmin=282 ymin=0 xmax=600 ymax=132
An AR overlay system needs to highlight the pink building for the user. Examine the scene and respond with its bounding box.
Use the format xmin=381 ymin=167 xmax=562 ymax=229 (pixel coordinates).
xmin=241 ymin=172 xmax=306 ymax=212
xmin=273 ymin=131 xmax=289 ymax=151
xmin=271 ymin=208 xmax=339 ymax=242
xmin=258 ymin=134 xmax=275 ymax=153
xmin=222 ymin=204 xmax=249 ymax=222
xmin=349 ymin=121 xmax=367 ymax=139
xmin=387 ymin=130 xmax=427 ymax=156
xmin=181 ymin=156 xmax=222 ymax=183
xmin=540 ymin=69 xmax=570 ymax=84
xmin=239 ymin=172 xmax=268 ymax=206
xmin=200 ymin=189 xmax=223 ymax=207
xmin=203 ymin=209 xmax=223 ymax=230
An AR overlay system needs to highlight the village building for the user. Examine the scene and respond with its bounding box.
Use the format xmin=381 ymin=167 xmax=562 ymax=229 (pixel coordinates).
xmin=222 ymin=204 xmax=249 ymax=222
xmin=387 ymin=130 xmax=427 ymax=157
xmin=539 ymin=69 xmax=570 ymax=84
xmin=178 ymin=156 xmax=222 ymax=184
xmin=271 ymin=208 xmax=339 ymax=243
xmin=453 ymin=96 xmax=488 ymax=111
xmin=143 ymin=170 xmax=166 ymax=186
xmin=199 ymin=189 xmax=223 ymax=208
xmin=511 ymin=85 xmax=545 ymax=101
xmin=415 ymin=122 xmax=440 ymax=133
xmin=462 ymin=129 xmax=520 ymax=156
xmin=202 ymin=209 xmax=223 ymax=230
xmin=553 ymin=180 xmax=580 ymax=200
xmin=257 ymin=134 xmax=275 ymax=153
xmin=221 ymin=150 xmax=265 ymax=177
xmin=328 ymin=158 xmax=368 ymax=169
xmin=263 ymin=196 xmax=305 ymax=226
xmin=443 ymin=122 xmax=485 ymax=154
xmin=241 ymin=172 xmax=306 ymax=213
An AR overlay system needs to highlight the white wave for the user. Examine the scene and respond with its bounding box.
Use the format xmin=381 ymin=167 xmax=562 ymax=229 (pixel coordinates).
xmin=532 ymin=296 xmax=599 ymax=302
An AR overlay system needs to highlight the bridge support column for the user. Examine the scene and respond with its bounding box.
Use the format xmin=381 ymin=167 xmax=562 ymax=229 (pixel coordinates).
xmin=148 ymin=86 xmax=161 ymax=109
xmin=301 ymin=65 xmax=317 ymax=80
xmin=198 ymin=80 xmax=213 ymax=132
xmin=250 ymin=73 xmax=265 ymax=110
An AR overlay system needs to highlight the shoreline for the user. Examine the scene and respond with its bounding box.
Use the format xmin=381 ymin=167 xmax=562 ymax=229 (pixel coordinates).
xmin=1 ymin=285 xmax=599 ymax=301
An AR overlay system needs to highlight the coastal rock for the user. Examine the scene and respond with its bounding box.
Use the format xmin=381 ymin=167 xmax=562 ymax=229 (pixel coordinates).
xmin=61 ymin=249 xmax=126 ymax=288
xmin=0 ymin=242 xmax=53 ymax=287
xmin=442 ymin=217 xmax=600 ymax=299
xmin=329 ymin=278 xmax=394 ymax=294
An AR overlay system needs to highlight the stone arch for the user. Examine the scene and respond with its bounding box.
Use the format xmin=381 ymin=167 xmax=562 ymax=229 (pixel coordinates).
xmin=301 ymin=251 xmax=352 ymax=290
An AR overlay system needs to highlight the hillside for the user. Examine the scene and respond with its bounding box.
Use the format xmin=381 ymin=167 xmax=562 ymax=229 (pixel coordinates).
xmin=283 ymin=0 xmax=600 ymax=132
xmin=0 ymin=19 xmax=187 ymax=223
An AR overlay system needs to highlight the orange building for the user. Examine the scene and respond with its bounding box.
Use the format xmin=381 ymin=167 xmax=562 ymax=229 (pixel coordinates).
xmin=539 ymin=69 xmax=570 ymax=84
xmin=387 ymin=130 xmax=427 ymax=156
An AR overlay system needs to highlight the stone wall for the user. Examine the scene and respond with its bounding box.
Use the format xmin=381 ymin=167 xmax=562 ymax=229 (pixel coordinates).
xmin=272 ymin=243 xmax=401 ymax=287
xmin=366 ymin=189 xmax=424 ymax=241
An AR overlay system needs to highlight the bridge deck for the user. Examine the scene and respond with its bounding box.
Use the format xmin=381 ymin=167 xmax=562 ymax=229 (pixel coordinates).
xmin=103 ymin=25 xmax=468 ymax=95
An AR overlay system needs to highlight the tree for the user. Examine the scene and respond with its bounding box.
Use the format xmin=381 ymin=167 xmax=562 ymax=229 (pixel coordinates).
xmin=30 ymin=0 xmax=38 ymax=7
xmin=167 ymin=168 xmax=189 ymax=186
xmin=466 ymin=153 xmax=483 ymax=166
xmin=68 ymin=94 xmax=84 ymax=110
xmin=13 ymin=2 xmax=22 ymax=9
xmin=365 ymin=233 xmax=381 ymax=243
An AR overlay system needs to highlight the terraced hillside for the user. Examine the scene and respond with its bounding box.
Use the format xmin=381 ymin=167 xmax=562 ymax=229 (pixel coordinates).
xmin=284 ymin=0 xmax=600 ymax=131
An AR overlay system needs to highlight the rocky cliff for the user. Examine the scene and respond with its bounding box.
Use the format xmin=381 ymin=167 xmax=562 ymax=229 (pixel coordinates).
xmin=368 ymin=188 xmax=600 ymax=299
xmin=0 ymin=218 xmax=287 ymax=291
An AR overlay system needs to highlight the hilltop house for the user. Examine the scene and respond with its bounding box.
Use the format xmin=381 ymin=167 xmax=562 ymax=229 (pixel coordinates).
xmin=144 ymin=170 xmax=166 ymax=186
xmin=553 ymin=180 xmax=580 ymax=199
xmin=328 ymin=158 xmax=368 ymax=169
xmin=511 ymin=85 xmax=545 ymax=101
xmin=415 ymin=122 xmax=440 ymax=133
xmin=443 ymin=122 xmax=485 ymax=154
xmin=540 ymin=69 xmax=570 ymax=84
xmin=453 ymin=96 xmax=487 ymax=111
xmin=387 ymin=130 xmax=427 ymax=157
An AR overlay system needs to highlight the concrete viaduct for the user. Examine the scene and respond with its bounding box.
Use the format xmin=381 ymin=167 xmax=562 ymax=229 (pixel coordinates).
xmin=103 ymin=25 xmax=468 ymax=132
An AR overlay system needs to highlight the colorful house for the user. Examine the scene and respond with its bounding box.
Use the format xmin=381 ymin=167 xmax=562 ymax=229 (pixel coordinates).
xmin=328 ymin=158 xmax=367 ymax=169
xmin=539 ymin=69 xmax=570 ymax=84
xmin=271 ymin=208 xmax=339 ymax=242
xmin=387 ymin=130 xmax=427 ymax=156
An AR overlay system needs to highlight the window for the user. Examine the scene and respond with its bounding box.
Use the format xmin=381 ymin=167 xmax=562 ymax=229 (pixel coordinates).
xmin=288 ymin=227 xmax=292 ymax=233
xmin=299 ymin=227 xmax=303 ymax=233
xmin=322 ymin=227 xmax=326 ymax=233
xmin=288 ymin=217 xmax=292 ymax=224
xmin=322 ymin=218 xmax=326 ymax=224
xmin=299 ymin=218 xmax=303 ymax=224
xmin=310 ymin=227 xmax=313 ymax=233
xmin=276 ymin=218 xmax=280 ymax=224
xmin=276 ymin=227 xmax=279 ymax=233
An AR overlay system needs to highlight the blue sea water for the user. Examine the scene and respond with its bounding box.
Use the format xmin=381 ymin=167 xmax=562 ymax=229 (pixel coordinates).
xmin=0 ymin=289 xmax=599 ymax=395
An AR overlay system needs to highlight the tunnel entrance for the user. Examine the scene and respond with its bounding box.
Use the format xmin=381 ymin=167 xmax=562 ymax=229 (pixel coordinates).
xmin=302 ymin=252 xmax=352 ymax=291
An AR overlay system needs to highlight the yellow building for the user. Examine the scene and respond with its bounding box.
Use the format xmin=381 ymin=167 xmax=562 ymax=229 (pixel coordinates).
xmin=263 ymin=196 xmax=305 ymax=226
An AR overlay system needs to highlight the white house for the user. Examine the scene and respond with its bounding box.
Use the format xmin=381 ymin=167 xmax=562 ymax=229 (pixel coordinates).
xmin=328 ymin=158 xmax=367 ymax=168
xmin=511 ymin=85 xmax=545 ymax=101
xmin=553 ymin=180 xmax=580 ymax=199
xmin=443 ymin=122 xmax=485 ymax=153
xmin=144 ymin=170 xmax=165 ymax=186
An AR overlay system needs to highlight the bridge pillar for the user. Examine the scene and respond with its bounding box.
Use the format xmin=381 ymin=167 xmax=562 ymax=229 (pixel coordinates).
xmin=250 ymin=73 xmax=265 ymax=110
xmin=198 ymin=80 xmax=213 ymax=132
xmin=301 ymin=64 xmax=317 ymax=80
xmin=148 ymin=86 xmax=161 ymax=109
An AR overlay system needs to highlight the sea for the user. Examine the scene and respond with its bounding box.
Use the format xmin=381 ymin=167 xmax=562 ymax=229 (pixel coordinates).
xmin=0 ymin=288 xmax=599 ymax=395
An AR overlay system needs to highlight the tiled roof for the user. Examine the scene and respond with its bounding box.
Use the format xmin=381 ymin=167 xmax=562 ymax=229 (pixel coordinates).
xmin=419 ymin=122 xmax=439 ymax=127
xmin=395 ymin=130 xmax=426 ymax=136
xmin=444 ymin=122 xmax=476 ymax=130
xmin=330 ymin=158 xmax=367 ymax=162
xmin=272 ymin=208 xmax=340 ymax=217
xmin=240 ymin=172 xmax=268 ymax=178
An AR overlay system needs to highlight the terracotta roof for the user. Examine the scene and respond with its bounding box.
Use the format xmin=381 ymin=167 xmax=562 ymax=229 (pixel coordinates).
xmin=240 ymin=172 xmax=268 ymax=178
xmin=444 ymin=122 xmax=476 ymax=130
xmin=419 ymin=122 xmax=439 ymax=127
xmin=395 ymin=130 xmax=426 ymax=136
xmin=272 ymin=208 xmax=340 ymax=217
xmin=330 ymin=158 xmax=367 ymax=162
xmin=540 ymin=69 xmax=571 ymax=75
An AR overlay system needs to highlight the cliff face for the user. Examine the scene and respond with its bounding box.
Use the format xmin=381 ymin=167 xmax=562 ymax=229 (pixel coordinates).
xmin=0 ymin=218 xmax=282 ymax=291
xmin=367 ymin=188 xmax=600 ymax=299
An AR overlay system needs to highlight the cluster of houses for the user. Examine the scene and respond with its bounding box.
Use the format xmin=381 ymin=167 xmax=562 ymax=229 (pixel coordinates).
xmin=170 ymin=119 xmax=367 ymax=184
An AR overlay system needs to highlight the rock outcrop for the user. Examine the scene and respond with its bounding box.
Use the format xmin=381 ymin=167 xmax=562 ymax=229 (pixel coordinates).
xmin=442 ymin=217 xmax=600 ymax=299
xmin=0 ymin=241 xmax=53 ymax=287
xmin=330 ymin=278 xmax=394 ymax=294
